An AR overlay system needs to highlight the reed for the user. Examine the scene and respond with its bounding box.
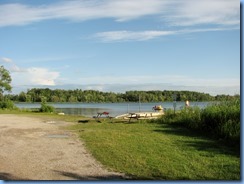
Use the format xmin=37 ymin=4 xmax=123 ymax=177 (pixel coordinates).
xmin=155 ymin=99 xmax=240 ymax=144
xmin=201 ymin=99 xmax=240 ymax=143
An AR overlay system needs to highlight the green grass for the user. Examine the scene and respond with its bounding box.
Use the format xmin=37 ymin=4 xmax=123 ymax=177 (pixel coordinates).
xmin=1 ymin=109 xmax=240 ymax=180
xmin=69 ymin=120 xmax=240 ymax=180
xmin=0 ymin=109 xmax=87 ymax=122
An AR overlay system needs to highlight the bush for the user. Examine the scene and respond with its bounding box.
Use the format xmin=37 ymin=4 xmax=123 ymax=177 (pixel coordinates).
xmin=157 ymin=107 xmax=201 ymax=129
xmin=154 ymin=99 xmax=240 ymax=144
xmin=156 ymin=109 xmax=180 ymax=124
xmin=0 ymin=100 xmax=17 ymax=109
xmin=39 ymin=102 xmax=55 ymax=113
xmin=201 ymin=100 xmax=240 ymax=142
xmin=180 ymin=107 xmax=202 ymax=129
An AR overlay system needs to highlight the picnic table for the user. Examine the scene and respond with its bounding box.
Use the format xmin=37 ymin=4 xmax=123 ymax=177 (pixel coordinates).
xmin=128 ymin=113 xmax=140 ymax=122
xmin=96 ymin=112 xmax=110 ymax=118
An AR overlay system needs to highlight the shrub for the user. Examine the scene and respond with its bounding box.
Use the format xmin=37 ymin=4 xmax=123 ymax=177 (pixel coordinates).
xmin=201 ymin=99 xmax=240 ymax=142
xmin=154 ymin=99 xmax=240 ymax=144
xmin=157 ymin=107 xmax=201 ymax=129
xmin=39 ymin=102 xmax=55 ymax=113
xmin=180 ymin=107 xmax=202 ymax=129
xmin=0 ymin=100 xmax=17 ymax=109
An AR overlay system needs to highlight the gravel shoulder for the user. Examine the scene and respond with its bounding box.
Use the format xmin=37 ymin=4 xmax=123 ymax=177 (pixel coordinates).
xmin=0 ymin=114 xmax=127 ymax=180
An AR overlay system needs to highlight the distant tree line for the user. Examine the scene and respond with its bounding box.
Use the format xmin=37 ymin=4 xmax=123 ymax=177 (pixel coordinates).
xmin=2 ymin=88 xmax=240 ymax=103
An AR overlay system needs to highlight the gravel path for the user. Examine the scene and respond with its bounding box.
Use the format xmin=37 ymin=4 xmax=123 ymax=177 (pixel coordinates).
xmin=0 ymin=114 xmax=127 ymax=180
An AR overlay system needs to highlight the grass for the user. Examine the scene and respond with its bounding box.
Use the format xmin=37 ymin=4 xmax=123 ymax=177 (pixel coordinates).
xmin=0 ymin=108 xmax=87 ymax=122
xmin=154 ymin=99 xmax=240 ymax=144
xmin=1 ymin=108 xmax=240 ymax=180
xmin=69 ymin=120 xmax=240 ymax=180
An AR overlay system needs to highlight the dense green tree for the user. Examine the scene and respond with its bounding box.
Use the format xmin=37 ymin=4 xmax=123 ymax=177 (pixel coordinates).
xmin=4 ymin=87 xmax=239 ymax=103
xmin=0 ymin=66 xmax=12 ymax=94
xmin=18 ymin=91 xmax=27 ymax=102
xmin=0 ymin=66 xmax=16 ymax=109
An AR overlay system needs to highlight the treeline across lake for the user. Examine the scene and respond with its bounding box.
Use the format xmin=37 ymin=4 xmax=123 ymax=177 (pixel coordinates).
xmin=3 ymin=88 xmax=240 ymax=103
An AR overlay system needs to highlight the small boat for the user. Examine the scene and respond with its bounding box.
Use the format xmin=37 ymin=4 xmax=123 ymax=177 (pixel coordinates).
xmin=115 ymin=111 xmax=164 ymax=120
xmin=152 ymin=105 xmax=163 ymax=111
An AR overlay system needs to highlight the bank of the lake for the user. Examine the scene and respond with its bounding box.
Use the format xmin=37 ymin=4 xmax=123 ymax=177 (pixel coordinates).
xmin=15 ymin=102 xmax=213 ymax=117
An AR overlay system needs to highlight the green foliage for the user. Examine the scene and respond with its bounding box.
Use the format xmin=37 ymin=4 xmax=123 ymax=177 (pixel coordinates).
xmin=5 ymin=88 xmax=240 ymax=103
xmin=155 ymin=99 xmax=240 ymax=144
xmin=201 ymin=100 xmax=240 ymax=142
xmin=39 ymin=101 xmax=55 ymax=113
xmin=156 ymin=107 xmax=201 ymax=129
xmin=0 ymin=99 xmax=16 ymax=109
xmin=0 ymin=65 xmax=12 ymax=94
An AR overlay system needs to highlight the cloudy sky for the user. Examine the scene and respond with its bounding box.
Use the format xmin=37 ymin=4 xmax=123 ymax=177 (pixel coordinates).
xmin=0 ymin=0 xmax=240 ymax=96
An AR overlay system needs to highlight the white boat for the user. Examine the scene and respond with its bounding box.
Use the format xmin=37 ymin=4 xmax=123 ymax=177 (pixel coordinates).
xmin=115 ymin=111 xmax=164 ymax=120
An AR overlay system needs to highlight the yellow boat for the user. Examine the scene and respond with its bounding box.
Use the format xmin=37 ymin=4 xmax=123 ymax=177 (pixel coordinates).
xmin=152 ymin=105 xmax=163 ymax=111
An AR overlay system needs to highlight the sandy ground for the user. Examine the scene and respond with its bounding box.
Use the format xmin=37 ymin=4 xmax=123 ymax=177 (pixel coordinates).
xmin=0 ymin=114 xmax=127 ymax=180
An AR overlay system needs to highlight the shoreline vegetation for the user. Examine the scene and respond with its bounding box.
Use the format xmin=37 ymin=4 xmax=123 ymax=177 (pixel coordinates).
xmin=0 ymin=88 xmax=240 ymax=180
xmin=152 ymin=99 xmax=240 ymax=145
xmin=2 ymin=88 xmax=240 ymax=103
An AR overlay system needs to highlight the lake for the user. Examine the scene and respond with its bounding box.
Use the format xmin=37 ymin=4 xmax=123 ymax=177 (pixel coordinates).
xmin=15 ymin=102 xmax=213 ymax=118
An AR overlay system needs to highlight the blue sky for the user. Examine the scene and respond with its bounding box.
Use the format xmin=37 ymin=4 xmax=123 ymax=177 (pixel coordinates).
xmin=0 ymin=0 xmax=240 ymax=96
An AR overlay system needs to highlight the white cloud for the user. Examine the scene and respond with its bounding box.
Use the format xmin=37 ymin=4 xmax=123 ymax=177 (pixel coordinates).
xmin=166 ymin=0 xmax=240 ymax=27
xmin=0 ymin=4 xmax=48 ymax=27
xmin=94 ymin=30 xmax=176 ymax=42
xmin=27 ymin=68 xmax=59 ymax=85
xmin=10 ymin=64 xmax=25 ymax=73
xmin=0 ymin=57 xmax=60 ymax=86
xmin=1 ymin=57 xmax=13 ymax=63
xmin=12 ymin=67 xmax=60 ymax=86
xmin=0 ymin=0 xmax=239 ymax=27
xmin=0 ymin=0 xmax=168 ymax=27
xmin=1 ymin=57 xmax=27 ymax=72
xmin=94 ymin=27 xmax=239 ymax=42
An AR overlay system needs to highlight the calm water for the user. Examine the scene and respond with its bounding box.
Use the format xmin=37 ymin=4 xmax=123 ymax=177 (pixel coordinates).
xmin=15 ymin=102 xmax=213 ymax=118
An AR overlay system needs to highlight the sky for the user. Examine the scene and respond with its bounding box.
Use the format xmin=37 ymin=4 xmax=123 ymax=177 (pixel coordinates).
xmin=0 ymin=0 xmax=240 ymax=96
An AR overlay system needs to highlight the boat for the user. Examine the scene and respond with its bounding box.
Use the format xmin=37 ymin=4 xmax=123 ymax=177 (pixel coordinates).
xmin=115 ymin=111 xmax=164 ymax=120
xmin=152 ymin=105 xmax=163 ymax=111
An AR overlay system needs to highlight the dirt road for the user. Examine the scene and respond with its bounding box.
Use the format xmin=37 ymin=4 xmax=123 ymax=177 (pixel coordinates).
xmin=0 ymin=114 xmax=127 ymax=180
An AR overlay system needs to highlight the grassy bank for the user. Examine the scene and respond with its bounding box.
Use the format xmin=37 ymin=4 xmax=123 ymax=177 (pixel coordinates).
xmin=154 ymin=99 xmax=240 ymax=144
xmin=69 ymin=120 xmax=240 ymax=180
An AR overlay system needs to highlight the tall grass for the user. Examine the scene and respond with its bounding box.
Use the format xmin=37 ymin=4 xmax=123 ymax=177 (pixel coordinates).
xmin=155 ymin=99 xmax=240 ymax=144
xmin=201 ymin=100 xmax=240 ymax=143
